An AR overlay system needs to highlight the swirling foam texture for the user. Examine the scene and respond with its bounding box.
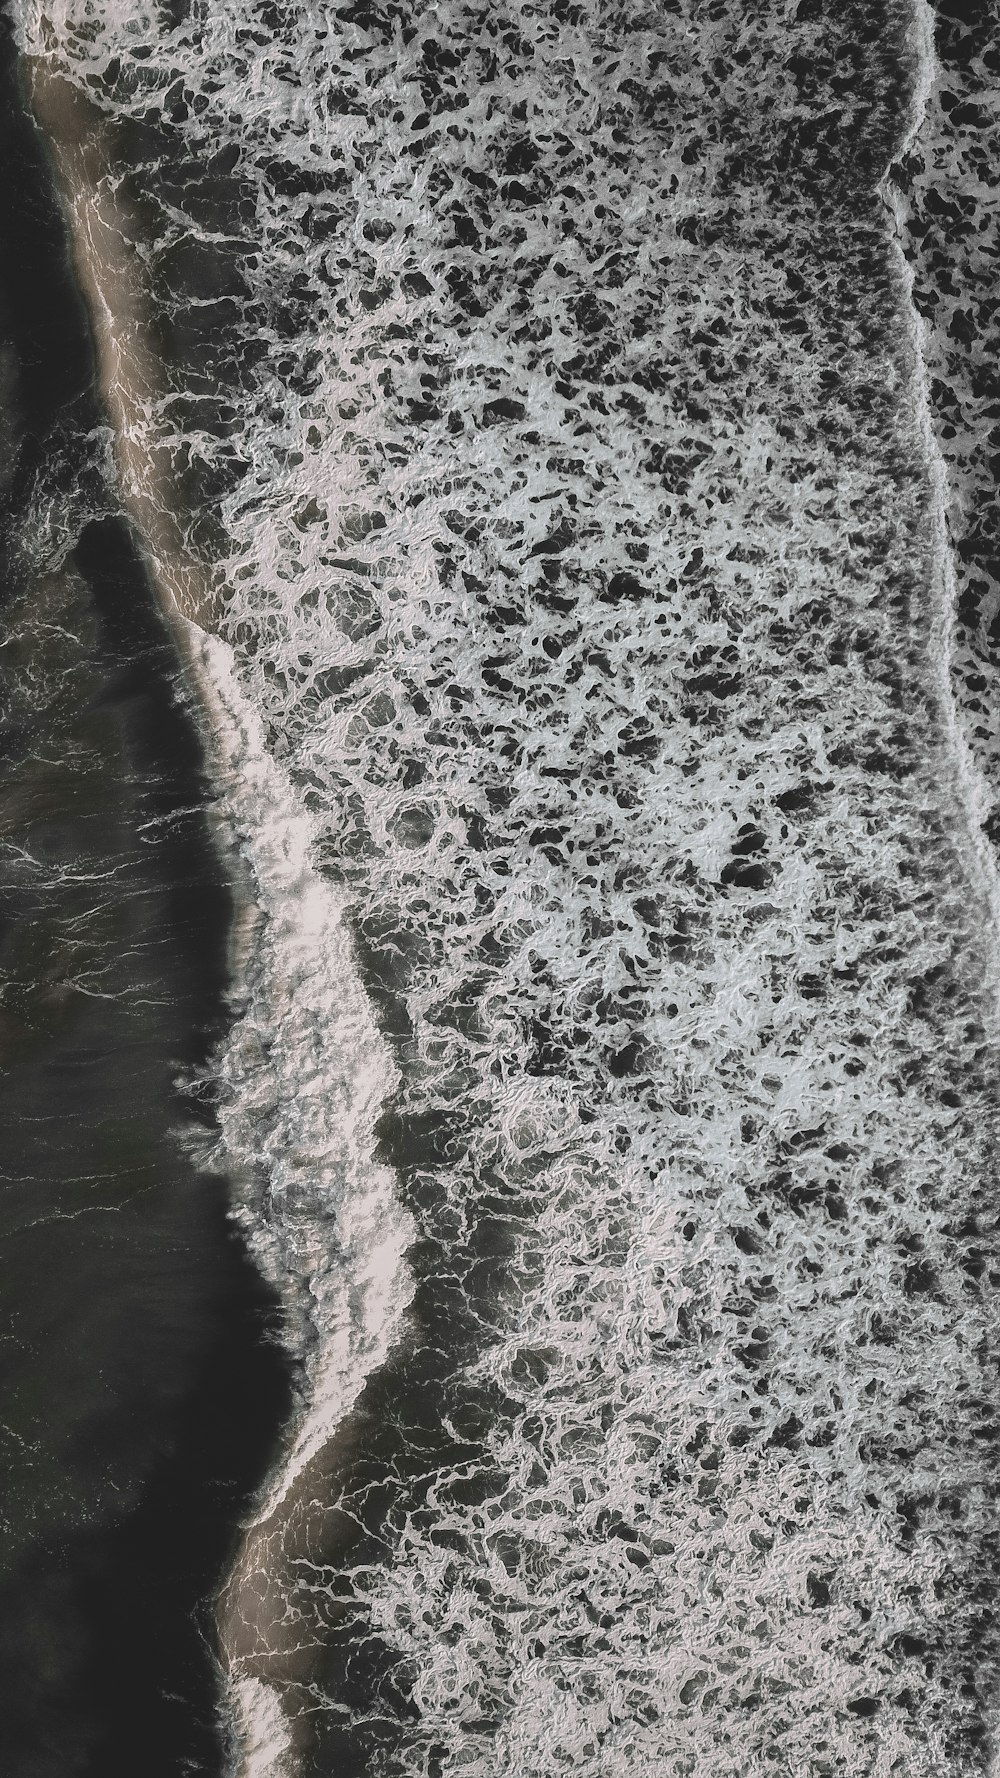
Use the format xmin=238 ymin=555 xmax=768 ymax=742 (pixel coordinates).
xmin=16 ymin=1 xmax=1000 ymax=1773
xmin=895 ymin=2 xmax=1000 ymax=840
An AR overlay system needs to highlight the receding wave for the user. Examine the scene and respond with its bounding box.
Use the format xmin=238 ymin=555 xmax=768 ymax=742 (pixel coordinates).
xmin=17 ymin=0 xmax=1000 ymax=1772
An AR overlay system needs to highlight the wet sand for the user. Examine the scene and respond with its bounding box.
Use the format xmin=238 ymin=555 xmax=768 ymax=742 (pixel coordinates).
xmin=0 ymin=27 xmax=294 ymax=1777
xmin=22 ymin=46 xmax=352 ymax=1776
xmin=27 ymin=65 xmax=220 ymax=636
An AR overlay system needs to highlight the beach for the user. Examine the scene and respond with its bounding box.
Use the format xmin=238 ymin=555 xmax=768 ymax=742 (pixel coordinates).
xmin=13 ymin=3 xmax=1000 ymax=1774
xmin=0 ymin=24 xmax=294 ymax=1774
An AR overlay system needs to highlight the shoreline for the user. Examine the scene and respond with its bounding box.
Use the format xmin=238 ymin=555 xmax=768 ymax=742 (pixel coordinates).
xmin=23 ymin=7 xmax=1000 ymax=1773
xmin=27 ymin=67 xmax=221 ymax=637
xmin=24 ymin=52 xmax=415 ymax=1776
xmin=0 ymin=22 xmax=297 ymax=1773
xmin=889 ymin=2 xmax=1000 ymax=1028
xmin=24 ymin=63 xmax=262 ymax=1002
xmin=23 ymin=56 xmax=308 ymax=1770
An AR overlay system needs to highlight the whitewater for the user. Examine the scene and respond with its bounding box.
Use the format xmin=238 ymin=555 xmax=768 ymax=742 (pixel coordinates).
xmin=15 ymin=0 xmax=1000 ymax=1773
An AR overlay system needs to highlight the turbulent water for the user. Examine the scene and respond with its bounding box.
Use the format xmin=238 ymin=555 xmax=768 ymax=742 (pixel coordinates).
xmin=13 ymin=0 xmax=1000 ymax=1773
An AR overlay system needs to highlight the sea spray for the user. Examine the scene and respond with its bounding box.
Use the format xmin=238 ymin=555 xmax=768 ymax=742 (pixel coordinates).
xmin=18 ymin=1 xmax=1000 ymax=1772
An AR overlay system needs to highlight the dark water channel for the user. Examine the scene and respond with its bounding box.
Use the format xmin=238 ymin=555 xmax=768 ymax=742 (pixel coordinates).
xmin=0 ymin=17 xmax=292 ymax=1776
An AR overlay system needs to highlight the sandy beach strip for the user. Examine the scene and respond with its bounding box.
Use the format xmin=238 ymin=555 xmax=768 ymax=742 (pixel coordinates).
xmin=27 ymin=64 xmax=220 ymax=640
xmin=24 ymin=56 xmax=316 ymax=1770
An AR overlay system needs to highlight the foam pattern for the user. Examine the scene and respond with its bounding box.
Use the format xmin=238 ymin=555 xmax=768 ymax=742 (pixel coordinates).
xmin=17 ymin=1 xmax=1000 ymax=1773
xmin=895 ymin=0 xmax=1000 ymax=844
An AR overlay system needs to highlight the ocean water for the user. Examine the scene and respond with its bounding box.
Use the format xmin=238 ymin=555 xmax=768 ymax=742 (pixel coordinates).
xmin=13 ymin=0 xmax=1000 ymax=1774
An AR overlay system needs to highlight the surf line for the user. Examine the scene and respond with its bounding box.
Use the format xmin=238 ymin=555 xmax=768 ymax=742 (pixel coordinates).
xmin=25 ymin=58 xmax=415 ymax=1777
xmin=885 ymin=2 xmax=1000 ymax=1031
xmin=890 ymin=6 xmax=1000 ymax=1768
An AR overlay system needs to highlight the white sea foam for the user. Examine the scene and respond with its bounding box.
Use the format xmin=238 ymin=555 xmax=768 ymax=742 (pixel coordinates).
xmin=226 ymin=1674 xmax=296 ymax=1778
xmin=18 ymin=0 xmax=1000 ymax=1773
xmin=888 ymin=0 xmax=1000 ymax=858
xmin=162 ymin=621 xmax=416 ymax=1771
xmin=883 ymin=0 xmax=1000 ymax=1017
xmin=186 ymin=623 xmax=415 ymax=1493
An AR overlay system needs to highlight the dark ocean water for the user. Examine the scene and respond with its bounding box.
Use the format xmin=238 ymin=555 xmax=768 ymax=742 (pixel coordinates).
xmin=0 ymin=17 xmax=294 ymax=1776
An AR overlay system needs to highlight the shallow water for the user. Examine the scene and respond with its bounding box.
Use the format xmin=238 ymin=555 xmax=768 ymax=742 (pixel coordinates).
xmin=0 ymin=24 xmax=293 ymax=1774
xmin=12 ymin=1 xmax=1000 ymax=1774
